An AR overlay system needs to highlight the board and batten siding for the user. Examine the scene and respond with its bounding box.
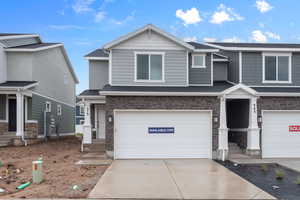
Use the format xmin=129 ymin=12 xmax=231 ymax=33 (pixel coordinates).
xmin=213 ymin=62 xmax=228 ymax=81
xmin=111 ymin=49 xmax=188 ymax=86
xmin=189 ymin=53 xmax=212 ymax=85
xmin=0 ymin=94 xmax=6 ymax=120
xmin=89 ymin=60 xmax=109 ymax=89
xmin=242 ymin=52 xmax=300 ymax=86
xmin=220 ymin=50 xmax=239 ymax=83
xmin=31 ymin=94 xmax=75 ymax=135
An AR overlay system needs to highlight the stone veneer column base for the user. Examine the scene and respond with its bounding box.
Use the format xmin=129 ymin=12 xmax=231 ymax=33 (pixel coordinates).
xmin=25 ymin=122 xmax=38 ymax=139
xmin=216 ymin=149 xmax=229 ymax=161
xmin=0 ymin=122 xmax=8 ymax=135
xmin=245 ymin=149 xmax=261 ymax=156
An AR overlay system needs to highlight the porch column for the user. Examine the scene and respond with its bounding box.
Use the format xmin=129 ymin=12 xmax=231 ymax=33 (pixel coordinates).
xmin=247 ymin=97 xmax=260 ymax=155
xmin=218 ymin=96 xmax=229 ymax=161
xmin=16 ymin=93 xmax=24 ymax=137
xmin=83 ymin=101 xmax=92 ymax=144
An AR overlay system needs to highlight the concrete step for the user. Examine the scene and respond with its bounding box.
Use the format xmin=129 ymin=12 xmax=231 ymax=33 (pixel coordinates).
xmin=82 ymin=152 xmax=107 ymax=159
xmin=75 ymin=159 xmax=112 ymax=166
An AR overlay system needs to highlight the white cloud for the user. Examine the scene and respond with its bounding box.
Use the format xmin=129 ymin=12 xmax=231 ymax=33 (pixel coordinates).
xmin=176 ymin=8 xmax=202 ymax=26
xmin=111 ymin=11 xmax=135 ymax=25
xmin=95 ymin=11 xmax=106 ymax=22
xmin=222 ymin=36 xmax=241 ymax=43
xmin=72 ymin=0 xmax=95 ymax=13
xmin=251 ymin=30 xmax=268 ymax=42
xmin=258 ymin=22 xmax=265 ymax=28
xmin=256 ymin=0 xmax=273 ymax=13
xmin=203 ymin=37 xmax=217 ymax=42
xmin=183 ymin=36 xmax=197 ymax=42
xmin=265 ymin=31 xmax=280 ymax=40
xmin=210 ymin=4 xmax=243 ymax=24
xmin=48 ymin=25 xmax=85 ymax=30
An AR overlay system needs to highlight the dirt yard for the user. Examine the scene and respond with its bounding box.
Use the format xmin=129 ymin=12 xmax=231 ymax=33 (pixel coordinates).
xmin=0 ymin=137 xmax=108 ymax=198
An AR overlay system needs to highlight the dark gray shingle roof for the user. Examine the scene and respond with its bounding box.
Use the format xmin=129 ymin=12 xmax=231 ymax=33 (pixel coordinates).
xmin=187 ymin=42 xmax=218 ymax=49
xmin=6 ymin=43 xmax=60 ymax=49
xmin=0 ymin=81 xmax=37 ymax=88
xmin=102 ymin=81 xmax=233 ymax=93
xmin=79 ymin=89 xmax=101 ymax=96
xmin=252 ymin=87 xmax=300 ymax=93
xmin=85 ymin=49 xmax=108 ymax=57
xmin=0 ymin=33 xmax=33 ymax=37
xmin=209 ymin=42 xmax=300 ymax=48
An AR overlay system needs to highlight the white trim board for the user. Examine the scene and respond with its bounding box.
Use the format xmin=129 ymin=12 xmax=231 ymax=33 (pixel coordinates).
xmin=204 ymin=43 xmax=300 ymax=52
xmin=85 ymin=57 xmax=109 ymax=60
xmin=0 ymin=34 xmax=39 ymax=40
xmin=103 ymin=24 xmax=194 ymax=50
xmin=5 ymin=44 xmax=63 ymax=52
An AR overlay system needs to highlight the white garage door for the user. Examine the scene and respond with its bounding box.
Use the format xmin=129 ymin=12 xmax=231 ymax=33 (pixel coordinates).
xmin=262 ymin=111 xmax=300 ymax=158
xmin=114 ymin=110 xmax=212 ymax=159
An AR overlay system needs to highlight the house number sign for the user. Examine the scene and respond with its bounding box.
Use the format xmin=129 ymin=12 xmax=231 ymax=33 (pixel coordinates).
xmin=148 ymin=127 xmax=175 ymax=134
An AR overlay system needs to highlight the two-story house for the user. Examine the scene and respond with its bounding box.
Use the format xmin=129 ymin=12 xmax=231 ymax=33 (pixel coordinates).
xmin=0 ymin=33 xmax=78 ymax=146
xmin=79 ymin=24 xmax=300 ymax=160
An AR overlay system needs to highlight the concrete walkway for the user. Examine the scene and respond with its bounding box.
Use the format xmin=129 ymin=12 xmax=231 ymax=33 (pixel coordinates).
xmin=88 ymin=159 xmax=275 ymax=199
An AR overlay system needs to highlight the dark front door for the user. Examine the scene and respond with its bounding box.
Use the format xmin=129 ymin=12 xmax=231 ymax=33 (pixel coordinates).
xmin=8 ymin=99 xmax=17 ymax=132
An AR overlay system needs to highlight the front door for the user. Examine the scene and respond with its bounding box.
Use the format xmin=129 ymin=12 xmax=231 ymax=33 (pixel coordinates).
xmin=97 ymin=109 xmax=106 ymax=139
xmin=8 ymin=99 xmax=17 ymax=131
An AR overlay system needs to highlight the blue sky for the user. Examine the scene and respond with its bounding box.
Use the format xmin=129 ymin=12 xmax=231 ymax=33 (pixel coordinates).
xmin=1 ymin=0 xmax=300 ymax=93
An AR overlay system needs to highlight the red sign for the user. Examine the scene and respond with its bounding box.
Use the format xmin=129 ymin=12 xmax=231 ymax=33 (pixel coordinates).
xmin=289 ymin=125 xmax=300 ymax=132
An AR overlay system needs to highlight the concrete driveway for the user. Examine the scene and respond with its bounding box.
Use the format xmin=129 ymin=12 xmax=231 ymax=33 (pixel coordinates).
xmin=89 ymin=159 xmax=275 ymax=199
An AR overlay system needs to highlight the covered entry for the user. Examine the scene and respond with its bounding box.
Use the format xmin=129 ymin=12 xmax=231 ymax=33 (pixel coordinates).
xmin=114 ymin=110 xmax=212 ymax=159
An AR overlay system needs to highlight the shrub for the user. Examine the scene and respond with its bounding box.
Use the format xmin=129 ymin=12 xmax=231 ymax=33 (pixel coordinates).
xmin=275 ymin=169 xmax=285 ymax=180
xmin=295 ymin=177 xmax=300 ymax=185
xmin=260 ymin=164 xmax=268 ymax=172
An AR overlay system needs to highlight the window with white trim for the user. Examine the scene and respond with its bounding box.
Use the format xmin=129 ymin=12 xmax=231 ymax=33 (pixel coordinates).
xmin=263 ymin=53 xmax=291 ymax=83
xmin=135 ymin=52 xmax=164 ymax=81
xmin=45 ymin=102 xmax=51 ymax=112
xmin=57 ymin=105 xmax=62 ymax=116
xmin=79 ymin=105 xmax=84 ymax=115
xmin=192 ymin=54 xmax=206 ymax=68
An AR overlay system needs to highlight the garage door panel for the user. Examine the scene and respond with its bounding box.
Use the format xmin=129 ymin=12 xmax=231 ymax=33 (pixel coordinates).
xmin=263 ymin=111 xmax=300 ymax=158
xmin=115 ymin=110 xmax=211 ymax=159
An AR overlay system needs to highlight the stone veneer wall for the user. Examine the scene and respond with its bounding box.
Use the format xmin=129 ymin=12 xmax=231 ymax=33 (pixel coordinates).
xmin=257 ymin=97 xmax=300 ymax=128
xmin=105 ymin=96 xmax=220 ymax=151
xmin=0 ymin=122 xmax=8 ymax=135
xmin=25 ymin=122 xmax=38 ymax=139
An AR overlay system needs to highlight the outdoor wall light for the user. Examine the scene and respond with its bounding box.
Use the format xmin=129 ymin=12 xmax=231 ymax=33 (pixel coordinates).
xmin=258 ymin=116 xmax=262 ymax=123
xmin=108 ymin=115 xmax=113 ymax=123
xmin=213 ymin=117 xmax=218 ymax=123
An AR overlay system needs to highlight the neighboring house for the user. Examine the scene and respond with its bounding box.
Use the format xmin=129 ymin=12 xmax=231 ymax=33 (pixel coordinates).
xmin=0 ymin=33 xmax=78 ymax=146
xmin=79 ymin=24 xmax=300 ymax=160
xmin=75 ymin=98 xmax=85 ymax=134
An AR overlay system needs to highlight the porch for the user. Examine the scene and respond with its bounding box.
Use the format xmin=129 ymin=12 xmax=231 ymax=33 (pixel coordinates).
xmin=0 ymin=81 xmax=38 ymax=146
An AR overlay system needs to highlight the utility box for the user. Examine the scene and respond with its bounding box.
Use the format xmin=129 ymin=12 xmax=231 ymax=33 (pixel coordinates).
xmin=32 ymin=160 xmax=43 ymax=184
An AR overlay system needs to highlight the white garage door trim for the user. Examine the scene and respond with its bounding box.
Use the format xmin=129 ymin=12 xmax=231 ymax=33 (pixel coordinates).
xmin=262 ymin=110 xmax=300 ymax=158
xmin=113 ymin=109 xmax=212 ymax=159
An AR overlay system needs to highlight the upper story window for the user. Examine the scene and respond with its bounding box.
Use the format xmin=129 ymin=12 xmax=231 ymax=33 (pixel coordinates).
xmin=135 ymin=52 xmax=164 ymax=82
xmin=45 ymin=102 xmax=51 ymax=112
xmin=192 ymin=54 xmax=206 ymax=68
xmin=263 ymin=53 xmax=291 ymax=83
xmin=79 ymin=105 xmax=84 ymax=115
xmin=57 ymin=105 xmax=62 ymax=116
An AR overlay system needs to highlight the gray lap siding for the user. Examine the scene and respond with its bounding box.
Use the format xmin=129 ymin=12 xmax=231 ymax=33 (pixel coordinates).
xmin=105 ymin=96 xmax=220 ymax=152
xmin=31 ymin=94 xmax=75 ymax=135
